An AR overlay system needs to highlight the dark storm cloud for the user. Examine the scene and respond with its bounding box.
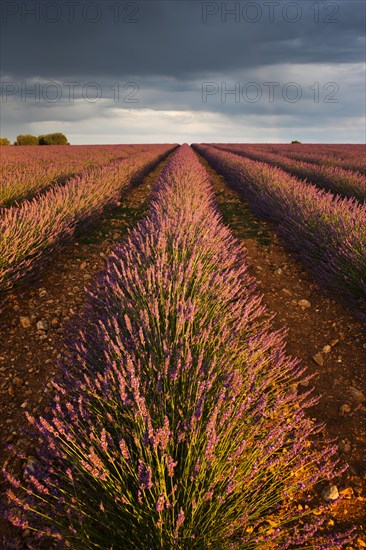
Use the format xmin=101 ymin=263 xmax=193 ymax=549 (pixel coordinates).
xmin=0 ymin=0 xmax=364 ymax=143
xmin=1 ymin=0 xmax=365 ymax=80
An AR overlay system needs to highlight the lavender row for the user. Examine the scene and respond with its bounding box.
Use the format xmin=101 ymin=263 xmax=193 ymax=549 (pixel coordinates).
xmin=214 ymin=144 xmax=366 ymax=203
xmin=252 ymin=144 xmax=366 ymax=176
xmin=0 ymin=145 xmax=175 ymax=298
xmin=194 ymin=144 xmax=366 ymax=322
xmin=4 ymin=145 xmax=350 ymax=548
xmin=0 ymin=145 xmax=152 ymax=207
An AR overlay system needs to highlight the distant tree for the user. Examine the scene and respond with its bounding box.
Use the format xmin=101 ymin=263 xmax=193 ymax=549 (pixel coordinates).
xmin=38 ymin=133 xmax=69 ymax=145
xmin=291 ymin=140 xmax=302 ymax=144
xmin=15 ymin=134 xmax=38 ymax=146
xmin=0 ymin=137 xmax=11 ymax=146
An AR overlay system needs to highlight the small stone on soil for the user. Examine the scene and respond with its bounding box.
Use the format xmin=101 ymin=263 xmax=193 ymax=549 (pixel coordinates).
xmin=282 ymin=288 xmax=292 ymax=296
xmin=298 ymin=299 xmax=311 ymax=309
xmin=19 ymin=316 xmax=31 ymax=329
xmin=338 ymin=439 xmax=351 ymax=453
xmin=348 ymin=386 xmax=365 ymax=403
xmin=312 ymin=353 xmax=324 ymax=366
xmin=339 ymin=403 xmax=352 ymax=416
xmin=321 ymin=484 xmax=339 ymax=502
xmin=37 ymin=319 xmax=49 ymax=332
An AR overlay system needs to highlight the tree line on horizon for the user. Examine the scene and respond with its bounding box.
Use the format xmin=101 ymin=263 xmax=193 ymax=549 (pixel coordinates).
xmin=0 ymin=133 xmax=69 ymax=146
xmin=0 ymin=135 xmax=303 ymax=146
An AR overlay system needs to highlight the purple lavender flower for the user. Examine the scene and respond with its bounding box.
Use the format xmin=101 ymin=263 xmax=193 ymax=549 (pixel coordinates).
xmin=2 ymin=144 xmax=350 ymax=549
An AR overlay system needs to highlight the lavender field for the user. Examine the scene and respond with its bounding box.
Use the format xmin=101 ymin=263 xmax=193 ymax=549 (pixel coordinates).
xmin=1 ymin=143 xmax=365 ymax=549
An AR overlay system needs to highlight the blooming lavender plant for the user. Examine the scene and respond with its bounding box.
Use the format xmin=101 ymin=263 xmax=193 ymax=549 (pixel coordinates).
xmin=0 ymin=145 xmax=175 ymax=299
xmin=194 ymin=144 xmax=366 ymax=322
xmin=0 ymin=144 xmax=151 ymax=206
xmin=246 ymin=143 xmax=366 ymax=176
xmin=214 ymin=144 xmax=366 ymax=203
xmin=4 ymin=145 xmax=351 ymax=548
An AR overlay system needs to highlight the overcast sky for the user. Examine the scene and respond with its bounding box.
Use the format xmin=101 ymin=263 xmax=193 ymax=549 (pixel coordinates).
xmin=0 ymin=0 xmax=365 ymax=143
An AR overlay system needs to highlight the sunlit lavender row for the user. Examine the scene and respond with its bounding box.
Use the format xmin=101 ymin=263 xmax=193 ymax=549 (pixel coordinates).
xmin=0 ymin=144 xmax=154 ymax=206
xmin=250 ymin=144 xmax=366 ymax=176
xmin=0 ymin=144 xmax=175 ymax=298
xmin=213 ymin=144 xmax=366 ymax=203
xmin=4 ymin=145 xmax=349 ymax=549
xmin=194 ymin=144 xmax=366 ymax=322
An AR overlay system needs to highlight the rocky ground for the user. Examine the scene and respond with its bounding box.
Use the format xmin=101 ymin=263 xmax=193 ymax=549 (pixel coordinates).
xmin=0 ymin=152 xmax=365 ymax=548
